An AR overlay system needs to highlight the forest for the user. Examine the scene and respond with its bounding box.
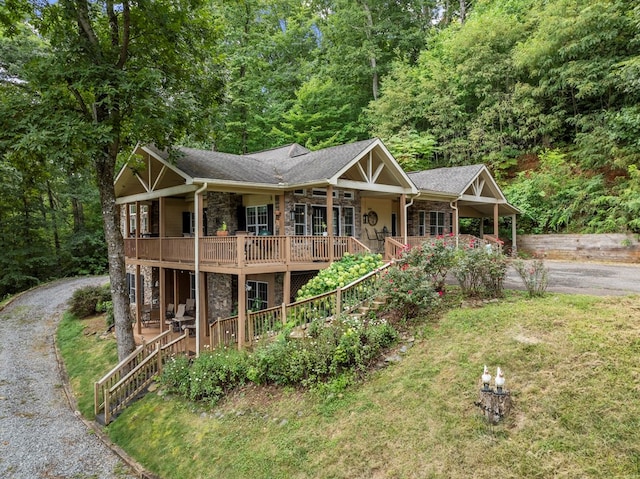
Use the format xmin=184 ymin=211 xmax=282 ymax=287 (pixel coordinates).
xmin=1 ymin=0 xmax=639 ymax=298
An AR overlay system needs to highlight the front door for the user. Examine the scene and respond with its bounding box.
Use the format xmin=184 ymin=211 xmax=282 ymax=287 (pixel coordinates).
xmin=311 ymin=206 xmax=340 ymax=235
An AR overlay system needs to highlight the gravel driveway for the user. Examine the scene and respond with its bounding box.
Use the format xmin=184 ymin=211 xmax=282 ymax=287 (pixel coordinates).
xmin=0 ymin=276 xmax=136 ymax=479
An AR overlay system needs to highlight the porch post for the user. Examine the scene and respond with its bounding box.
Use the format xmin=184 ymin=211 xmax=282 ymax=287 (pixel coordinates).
xmin=198 ymin=271 xmax=207 ymax=352
xmin=327 ymin=185 xmax=334 ymax=263
xmin=511 ymin=214 xmax=517 ymax=254
xmin=480 ymin=219 xmax=484 ymax=238
xmin=278 ymin=194 xmax=285 ymax=235
xmin=493 ymin=203 xmax=499 ymax=237
xmin=400 ymin=193 xmax=407 ymax=244
xmin=159 ymin=267 xmax=166 ymax=332
xmin=284 ymin=270 xmax=291 ymax=305
xmin=159 ymin=197 xmax=165 ymax=262
xmin=237 ymin=273 xmax=246 ymax=350
xmin=135 ymin=264 xmax=142 ymax=335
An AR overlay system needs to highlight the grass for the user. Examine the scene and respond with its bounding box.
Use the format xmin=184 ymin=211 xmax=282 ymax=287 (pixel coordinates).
xmin=57 ymin=313 xmax=119 ymax=417
xmin=60 ymin=292 xmax=640 ymax=478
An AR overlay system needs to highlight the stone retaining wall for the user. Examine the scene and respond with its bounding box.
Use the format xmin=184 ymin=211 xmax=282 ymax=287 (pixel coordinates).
xmin=518 ymin=234 xmax=640 ymax=263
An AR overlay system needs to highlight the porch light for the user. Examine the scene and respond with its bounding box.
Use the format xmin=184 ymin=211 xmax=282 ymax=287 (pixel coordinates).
xmin=290 ymin=208 xmax=296 ymax=221
xmin=363 ymin=213 xmax=368 ymax=224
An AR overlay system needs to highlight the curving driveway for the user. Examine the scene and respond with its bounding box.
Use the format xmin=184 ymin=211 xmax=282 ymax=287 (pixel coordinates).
xmin=0 ymin=262 xmax=637 ymax=478
xmin=0 ymin=276 xmax=136 ymax=479
xmin=504 ymin=260 xmax=640 ymax=296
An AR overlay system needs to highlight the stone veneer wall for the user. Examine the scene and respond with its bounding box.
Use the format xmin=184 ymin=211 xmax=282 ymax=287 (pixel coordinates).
xmin=207 ymin=272 xmax=234 ymax=320
xmin=407 ymin=200 xmax=453 ymax=236
xmin=282 ymin=189 xmax=362 ymax=236
xmin=206 ymin=192 xmax=243 ymax=235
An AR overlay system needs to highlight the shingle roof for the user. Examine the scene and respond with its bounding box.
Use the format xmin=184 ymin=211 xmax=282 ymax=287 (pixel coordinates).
xmin=408 ymin=164 xmax=485 ymax=195
xmin=148 ymin=139 xmax=379 ymax=186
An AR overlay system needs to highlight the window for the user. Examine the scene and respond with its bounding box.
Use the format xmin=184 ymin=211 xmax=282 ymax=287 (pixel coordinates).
xmin=293 ymin=204 xmax=306 ymax=235
xmin=311 ymin=188 xmax=337 ymax=198
xmin=126 ymin=273 xmax=144 ymax=304
xmin=246 ymin=280 xmax=268 ymax=311
xmin=246 ymin=205 xmax=268 ymax=235
xmin=129 ymin=204 xmax=136 ymax=235
xmin=418 ymin=211 xmax=426 ymax=236
xmin=430 ymin=211 xmax=446 ymax=236
xmin=343 ymin=207 xmax=354 ymax=236
xmin=190 ymin=273 xmax=196 ymax=301
xmin=293 ymin=189 xmax=306 ymax=196
xmin=343 ymin=191 xmax=354 ymax=200
xmin=140 ymin=205 xmax=149 ymax=234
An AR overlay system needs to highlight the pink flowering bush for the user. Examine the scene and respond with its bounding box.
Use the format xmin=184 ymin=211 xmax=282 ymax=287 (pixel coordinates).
xmin=452 ymin=247 xmax=508 ymax=298
xmin=513 ymin=258 xmax=549 ymax=297
xmin=380 ymin=259 xmax=442 ymax=319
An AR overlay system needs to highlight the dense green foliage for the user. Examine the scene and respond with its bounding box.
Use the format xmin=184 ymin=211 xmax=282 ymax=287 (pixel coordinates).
xmin=159 ymin=314 xmax=398 ymax=405
xmin=68 ymin=284 xmax=112 ymax=319
xmin=296 ymin=253 xmax=384 ymax=300
xmin=2 ymin=0 xmax=638 ymax=299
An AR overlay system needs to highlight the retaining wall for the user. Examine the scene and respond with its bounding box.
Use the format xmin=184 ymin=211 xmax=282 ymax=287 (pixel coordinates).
xmin=518 ymin=234 xmax=640 ymax=263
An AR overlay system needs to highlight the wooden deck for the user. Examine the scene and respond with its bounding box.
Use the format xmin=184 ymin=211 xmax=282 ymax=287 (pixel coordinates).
xmin=124 ymin=235 xmax=369 ymax=272
xmin=133 ymin=322 xmax=197 ymax=355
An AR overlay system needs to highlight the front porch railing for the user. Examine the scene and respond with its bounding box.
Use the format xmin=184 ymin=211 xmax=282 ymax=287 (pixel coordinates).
xmin=209 ymin=262 xmax=392 ymax=350
xmin=125 ymin=235 xmax=368 ymax=267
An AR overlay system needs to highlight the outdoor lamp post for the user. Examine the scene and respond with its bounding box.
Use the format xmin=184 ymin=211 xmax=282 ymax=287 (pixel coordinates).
xmin=475 ymin=365 xmax=512 ymax=424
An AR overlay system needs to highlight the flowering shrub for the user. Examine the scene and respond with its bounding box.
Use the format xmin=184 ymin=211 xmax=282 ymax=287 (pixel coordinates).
xmin=379 ymin=237 xmax=456 ymax=319
xmin=187 ymin=348 xmax=249 ymax=403
xmin=296 ymin=253 xmax=384 ymax=300
xmin=380 ymin=261 xmax=442 ymax=319
xmin=452 ymin=247 xmax=508 ymax=298
xmin=513 ymin=258 xmax=549 ymax=297
xmin=158 ymin=355 xmax=191 ymax=397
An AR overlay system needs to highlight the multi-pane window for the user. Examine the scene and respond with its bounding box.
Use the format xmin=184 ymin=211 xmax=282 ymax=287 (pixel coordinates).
xmin=246 ymin=205 xmax=268 ymax=235
xmin=126 ymin=273 xmax=144 ymax=304
xmin=140 ymin=205 xmax=149 ymax=234
xmin=343 ymin=207 xmax=355 ymax=236
xmin=129 ymin=204 xmax=137 ymax=235
xmin=429 ymin=211 xmax=446 ymax=236
xmin=293 ymin=204 xmax=306 ymax=235
xmin=246 ymin=280 xmax=268 ymax=311
xmin=418 ymin=211 xmax=426 ymax=236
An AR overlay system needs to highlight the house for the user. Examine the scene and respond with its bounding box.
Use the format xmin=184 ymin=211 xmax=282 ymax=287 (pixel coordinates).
xmin=114 ymin=138 xmax=518 ymax=353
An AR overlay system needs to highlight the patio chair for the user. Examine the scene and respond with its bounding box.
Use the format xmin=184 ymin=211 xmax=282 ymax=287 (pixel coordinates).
xmin=185 ymin=298 xmax=195 ymax=315
xmin=164 ymin=303 xmax=174 ymax=329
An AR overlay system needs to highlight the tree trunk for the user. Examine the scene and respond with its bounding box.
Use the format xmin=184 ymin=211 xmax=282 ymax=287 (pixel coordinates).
xmin=95 ymin=148 xmax=136 ymax=361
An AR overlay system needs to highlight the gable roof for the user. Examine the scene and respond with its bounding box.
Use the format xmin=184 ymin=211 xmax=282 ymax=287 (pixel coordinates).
xmin=408 ymin=164 xmax=485 ymax=196
xmin=131 ymin=138 xmax=414 ymax=190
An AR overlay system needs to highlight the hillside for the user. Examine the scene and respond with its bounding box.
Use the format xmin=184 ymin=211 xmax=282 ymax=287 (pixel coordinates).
xmin=102 ymin=292 xmax=640 ymax=478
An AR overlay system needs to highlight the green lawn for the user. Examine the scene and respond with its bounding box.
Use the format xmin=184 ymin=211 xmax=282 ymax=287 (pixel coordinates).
xmin=61 ymin=292 xmax=640 ymax=478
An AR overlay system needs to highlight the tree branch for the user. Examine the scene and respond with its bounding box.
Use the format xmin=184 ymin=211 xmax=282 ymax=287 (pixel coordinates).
xmin=74 ymin=0 xmax=100 ymax=52
xmin=117 ymin=1 xmax=131 ymax=69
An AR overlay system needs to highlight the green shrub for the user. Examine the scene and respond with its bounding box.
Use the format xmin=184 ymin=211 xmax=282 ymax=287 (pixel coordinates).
xmin=380 ymin=259 xmax=442 ymax=319
xmin=452 ymin=247 xmax=508 ymax=298
xmin=296 ymin=253 xmax=384 ymax=300
xmin=69 ymin=284 xmax=111 ymax=318
xmin=188 ymin=348 xmax=249 ymax=404
xmin=513 ymin=258 xmax=549 ymax=297
xmin=158 ymin=355 xmax=191 ymax=397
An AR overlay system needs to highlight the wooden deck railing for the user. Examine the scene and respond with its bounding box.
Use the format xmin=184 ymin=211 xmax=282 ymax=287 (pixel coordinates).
xmin=125 ymin=235 xmax=369 ymax=267
xmin=95 ymin=329 xmax=189 ymax=425
xmin=209 ymin=262 xmax=392 ymax=350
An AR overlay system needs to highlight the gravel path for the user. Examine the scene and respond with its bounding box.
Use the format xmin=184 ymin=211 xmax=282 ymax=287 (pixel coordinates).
xmin=0 ymin=276 xmax=137 ymax=479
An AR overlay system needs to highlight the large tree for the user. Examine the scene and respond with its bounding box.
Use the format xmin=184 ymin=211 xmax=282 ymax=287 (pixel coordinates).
xmin=1 ymin=1 xmax=221 ymax=359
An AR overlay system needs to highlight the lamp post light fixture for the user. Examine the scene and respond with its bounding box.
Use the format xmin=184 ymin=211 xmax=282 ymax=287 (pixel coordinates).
xmin=475 ymin=365 xmax=512 ymax=424
xmin=363 ymin=212 xmax=368 ymax=224
xmin=481 ymin=365 xmax=492 ymax=391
